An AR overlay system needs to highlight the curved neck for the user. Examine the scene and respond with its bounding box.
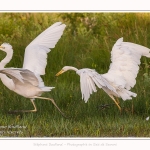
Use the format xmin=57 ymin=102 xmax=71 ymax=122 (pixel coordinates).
xmin=67 ymin=66 xmax=78 ymax=72
xmin=0 ymin=49 xmax=13 ymax=69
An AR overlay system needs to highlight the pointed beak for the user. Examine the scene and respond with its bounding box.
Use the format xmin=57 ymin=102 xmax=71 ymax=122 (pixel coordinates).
xmin=55 ymin=70 xmax=64 ymax=77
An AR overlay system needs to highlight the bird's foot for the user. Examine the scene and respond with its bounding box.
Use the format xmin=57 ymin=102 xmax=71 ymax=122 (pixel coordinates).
xmin=8 ymin=109 xmax=37 ymax=114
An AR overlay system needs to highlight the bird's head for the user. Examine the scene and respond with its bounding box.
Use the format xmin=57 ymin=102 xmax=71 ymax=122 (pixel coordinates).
xmin=0 ymin=43 xmax=13 ymax=52
xmin=55 ymin=66 xmax=78 ymax=76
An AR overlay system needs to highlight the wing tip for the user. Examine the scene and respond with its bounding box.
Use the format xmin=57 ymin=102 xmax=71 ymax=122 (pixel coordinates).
xmin=51 ymin=22 xmax=66 ymax=29
xmin=115 ymin=37 xmax=123 ymax=46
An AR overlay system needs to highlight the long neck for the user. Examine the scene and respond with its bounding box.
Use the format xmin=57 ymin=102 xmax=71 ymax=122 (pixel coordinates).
xmin=0 ymin=48 xmax=14 ymax=90
xmin=67 ymin=66 xmax=78 ymax=72
xmin=0 ymin=49 xmax=13 ymax=69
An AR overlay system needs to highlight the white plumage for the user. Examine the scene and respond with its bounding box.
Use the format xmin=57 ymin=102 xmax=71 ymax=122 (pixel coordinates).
xmin=23 ymin=22 xmax=66 ymax=75
xmin=0 ymin=22 xmax=67 ymax=117
xmin=56 ymin=37 xmax=150 ymax=111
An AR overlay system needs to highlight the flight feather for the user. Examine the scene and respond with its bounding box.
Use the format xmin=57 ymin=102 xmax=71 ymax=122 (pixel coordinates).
xmin=23 ymin=22 xmax=66 ymax=75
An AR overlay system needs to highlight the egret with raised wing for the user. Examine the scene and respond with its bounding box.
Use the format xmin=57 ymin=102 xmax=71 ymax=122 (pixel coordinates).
xmin=0 ymin=22 xmax=66 ymax=117
xmin=56 ymin=37 xmax=150 ymax=111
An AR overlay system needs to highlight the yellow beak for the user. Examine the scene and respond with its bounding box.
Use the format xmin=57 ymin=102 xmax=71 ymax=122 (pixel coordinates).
xmin=55 ymin=70 xmax=64 ymax=76
xmin=0 ymin=46 xmax=4 ymax=49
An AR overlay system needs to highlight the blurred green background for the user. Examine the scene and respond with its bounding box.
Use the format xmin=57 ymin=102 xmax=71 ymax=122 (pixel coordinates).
xmin=0 ymin=13 xmax=150 ymax=137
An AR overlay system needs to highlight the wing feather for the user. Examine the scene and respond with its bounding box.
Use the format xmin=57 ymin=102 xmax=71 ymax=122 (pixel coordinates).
xmin=77 ymin=38 xmax=150 ymax=102
xmin=0 ymin=68 xmax=39 ymax=86
xmin=103 ymin=37 xmax=150 ymax=91
xmin=78 ymin=69 xmax=118 ymax=102
xmin=23 ymin=22 xmax=66 ymax=75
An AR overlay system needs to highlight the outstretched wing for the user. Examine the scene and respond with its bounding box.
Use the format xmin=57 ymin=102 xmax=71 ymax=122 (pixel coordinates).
xmin=77 ymin=38 xmax=150 ymax=102
xmin=77 ymin=69 xmax=118 ymax=102
xmin=0 ymin=68 xmax=39 ymax=86
xmin=23 ymin=22 xmax=66 ymax=75
xmin=103 ymin=37 xmax=150 ymax=91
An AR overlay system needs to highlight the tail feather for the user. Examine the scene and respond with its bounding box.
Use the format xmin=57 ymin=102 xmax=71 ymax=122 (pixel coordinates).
xmin=117 ymin=88 xmax=137 ymax=100
xmin=40 ymin=86 xmax=55 ymax=92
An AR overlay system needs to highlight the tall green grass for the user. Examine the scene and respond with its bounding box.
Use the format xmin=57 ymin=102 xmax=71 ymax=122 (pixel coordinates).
xmin=0 ymin=13 xmax=150 ymax=137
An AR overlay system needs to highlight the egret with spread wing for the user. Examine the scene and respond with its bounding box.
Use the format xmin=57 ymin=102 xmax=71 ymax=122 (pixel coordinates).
xmin=0 ymin=22 xmax=66 ymax=117
xmin=56 ymin=37 xmax=150 ymax=111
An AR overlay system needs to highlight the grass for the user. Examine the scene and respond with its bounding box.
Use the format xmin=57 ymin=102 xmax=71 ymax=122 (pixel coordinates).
xmin=0 ymin=13 xmax=150 ymax=137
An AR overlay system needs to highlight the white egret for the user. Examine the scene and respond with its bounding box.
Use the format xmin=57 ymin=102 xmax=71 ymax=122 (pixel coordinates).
xmin=0 ymin=22 xmax=67 ymax=117
xmin=56 ymin=37 xmax=150 ymax=111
